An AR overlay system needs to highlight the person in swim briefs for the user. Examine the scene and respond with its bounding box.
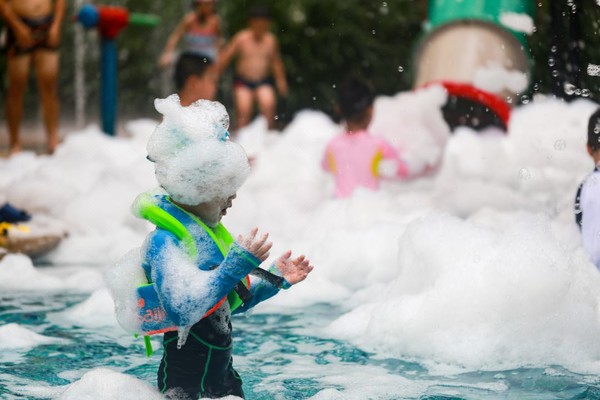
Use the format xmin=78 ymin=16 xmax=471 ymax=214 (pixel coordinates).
xmin=0 ymin=0 xmax=65 ymax=154
xmin=218 ymin=5 xmax=288 ymax=130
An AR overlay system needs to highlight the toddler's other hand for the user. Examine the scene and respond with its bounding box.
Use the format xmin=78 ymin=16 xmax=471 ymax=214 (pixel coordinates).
xmin=237 ymin=228 xmax=272 ymax=262
xmin=275 ymin=251 xmax=314 ymax=285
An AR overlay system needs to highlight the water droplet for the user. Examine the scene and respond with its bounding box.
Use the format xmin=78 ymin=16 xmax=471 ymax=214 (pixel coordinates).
xmin=372 ymin=29 xmax=376 ymax=35
xmin=582 ymin=89 xmax=591 ymax=97
xmin=587 ymin=64 xmax=600 ymax=77
xmin=548 ymin=58 xmax=555 ymax=67
xmin=519 ymin=168 xmax=532 ymax=180
xmin=274 ymin=115 xmax=279 ymax=120
xmin=564 ymin=83 xmax=576 ymax=95
xmin=398 ymin=66 xmax=404 ymax=72
xmin=521 ymin=95 xmax=530 ymax=104
xmin=554 ymin=139 xmax=566 ymax=151
xmin=379 ymin=2 xmax=389 ymax=15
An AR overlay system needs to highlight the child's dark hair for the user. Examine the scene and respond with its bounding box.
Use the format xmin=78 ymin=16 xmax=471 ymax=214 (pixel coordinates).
xmin=588 ymin=107 xmax=600 ymax=152
xmin=174 ymin=52 xmax=213 ymax=92
xmin=338 ymin=75 xmax=375 ymax=122
xmin=248 ymin=5 xmax=271 ymax=19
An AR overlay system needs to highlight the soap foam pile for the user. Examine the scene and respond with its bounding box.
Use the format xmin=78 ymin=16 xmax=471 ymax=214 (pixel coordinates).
xmin=147 ymin=95 xmax=250 ymax=205
xmin=1 ymin=88 xmax=600 ymax=396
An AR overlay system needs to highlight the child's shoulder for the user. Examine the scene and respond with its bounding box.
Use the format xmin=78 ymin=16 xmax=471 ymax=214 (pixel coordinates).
xmin=183 ymin=12 xmax=197 ymax=26
xmin=234 ymin=29 xmax=252 ymax=40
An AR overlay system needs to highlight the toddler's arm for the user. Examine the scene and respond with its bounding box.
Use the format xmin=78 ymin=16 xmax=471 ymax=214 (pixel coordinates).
xmin=144 ymin=229 xmax=261 ymax=326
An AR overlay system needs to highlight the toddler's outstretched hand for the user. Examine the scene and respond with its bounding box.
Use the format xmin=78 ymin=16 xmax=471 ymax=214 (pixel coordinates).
xmin=237 ymin=228 xmax=272 ymax=262
xmin=275 ymin=251 xmax=314 ymax=285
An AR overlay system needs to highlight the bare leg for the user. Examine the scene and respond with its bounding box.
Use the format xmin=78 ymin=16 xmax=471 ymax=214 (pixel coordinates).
xmin=255 ymin=85 xmax=277 ymax=130
xmin=33 ymin=50 xmax=60 ymax=154
xmin=234 ymin=85 xmax=254 ymax=130
xmin=6 ymin=55 xmax=32 ymax=154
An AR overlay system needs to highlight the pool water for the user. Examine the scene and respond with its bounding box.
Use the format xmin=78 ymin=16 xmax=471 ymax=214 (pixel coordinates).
xmin=1 ymin=290 xmax=600 ymax=400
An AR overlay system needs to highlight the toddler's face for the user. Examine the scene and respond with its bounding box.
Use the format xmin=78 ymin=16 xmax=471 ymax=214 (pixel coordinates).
xmin=194 ymin=194 xmax=236 ymax=227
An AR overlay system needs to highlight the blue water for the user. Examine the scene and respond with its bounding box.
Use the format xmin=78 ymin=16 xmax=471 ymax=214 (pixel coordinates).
xmin=1 ymin=291 xmax=600 ymax=400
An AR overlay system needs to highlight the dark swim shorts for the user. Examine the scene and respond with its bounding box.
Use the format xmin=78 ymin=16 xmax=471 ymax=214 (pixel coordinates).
xmin=6 ymin=14 xmax=58 ymax=56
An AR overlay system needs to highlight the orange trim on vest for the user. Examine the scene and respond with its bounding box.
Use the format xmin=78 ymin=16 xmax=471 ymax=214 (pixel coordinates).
xmin=202 ymin=275 xmax=251 ymax=318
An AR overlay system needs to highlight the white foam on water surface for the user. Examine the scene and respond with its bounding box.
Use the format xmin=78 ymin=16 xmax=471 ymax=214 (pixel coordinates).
xmin=1 ymin=93 xmax=600 ymax=385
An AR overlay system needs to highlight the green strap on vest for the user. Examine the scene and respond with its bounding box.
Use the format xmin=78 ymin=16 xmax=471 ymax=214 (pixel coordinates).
xmin=165 ymin=197 xmax=248 ymax=312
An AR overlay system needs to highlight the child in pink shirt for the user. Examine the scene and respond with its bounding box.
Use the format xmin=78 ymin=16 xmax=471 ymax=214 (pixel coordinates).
xmin=322 ymin=76 xmax=408 ymax=198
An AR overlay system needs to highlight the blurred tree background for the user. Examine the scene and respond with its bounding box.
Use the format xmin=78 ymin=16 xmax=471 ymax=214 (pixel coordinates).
xmin=1 ymin=0 xmax=600 ymax=131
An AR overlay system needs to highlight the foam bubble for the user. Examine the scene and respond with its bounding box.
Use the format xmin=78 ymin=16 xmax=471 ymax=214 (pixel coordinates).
xmin=104 ymin=248 xmax=147 ymax=333
xmin=153 ymin=240 xmax=215 ymax=327
xmin=325 ymin=213 xmax=600 ymax=373
xmin=473 ymin=63 xmax=529 ymax=94
xmin=499 ymin=12 xmax=535 ymax=35
xmin=147 ymin=95 xmax=250 ymax=205
xmin=0 ymin=323 xmax=67 ymax=350
xmin=59 ymin=288 xmax=117 ymax=328
xmin=54 ymin=368 xmax=163 ymax=400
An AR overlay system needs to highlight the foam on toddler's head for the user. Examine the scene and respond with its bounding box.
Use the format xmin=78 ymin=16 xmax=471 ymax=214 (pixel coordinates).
xmin=147 ymin=95 xmax=250 ymax=205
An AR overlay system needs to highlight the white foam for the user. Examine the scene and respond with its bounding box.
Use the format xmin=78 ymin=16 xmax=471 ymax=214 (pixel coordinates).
xmin=2 ymin=92 xmax=600 ymax=376
xmin=104 ymin=248 xmax=147 ymax=333
xmin=325 ymin=213 xmax=600 ymax=372
xmin=53 ymin=368 xmax=164 ymax=400
xmin=371 ymin=85 xmax=450 ymax=176
xmin=59 ymin=288 xmax=118 ymax=328
xmin=0 ymin=323 xmax=66 ymax=350
xmin=153 ymin=240 xmax=216 ymax=326
xmin=473 ymin=63 xmax=529 ymax=94
xmin=0 ymin=254 xmax=105 ymax=292
xmin=147 ymin=95 xmax=250 ymax=205
xmin=499 ymin=12 xmax=535 ymax=34
xmin=0 ymin=254 xmax=64 ymax=290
